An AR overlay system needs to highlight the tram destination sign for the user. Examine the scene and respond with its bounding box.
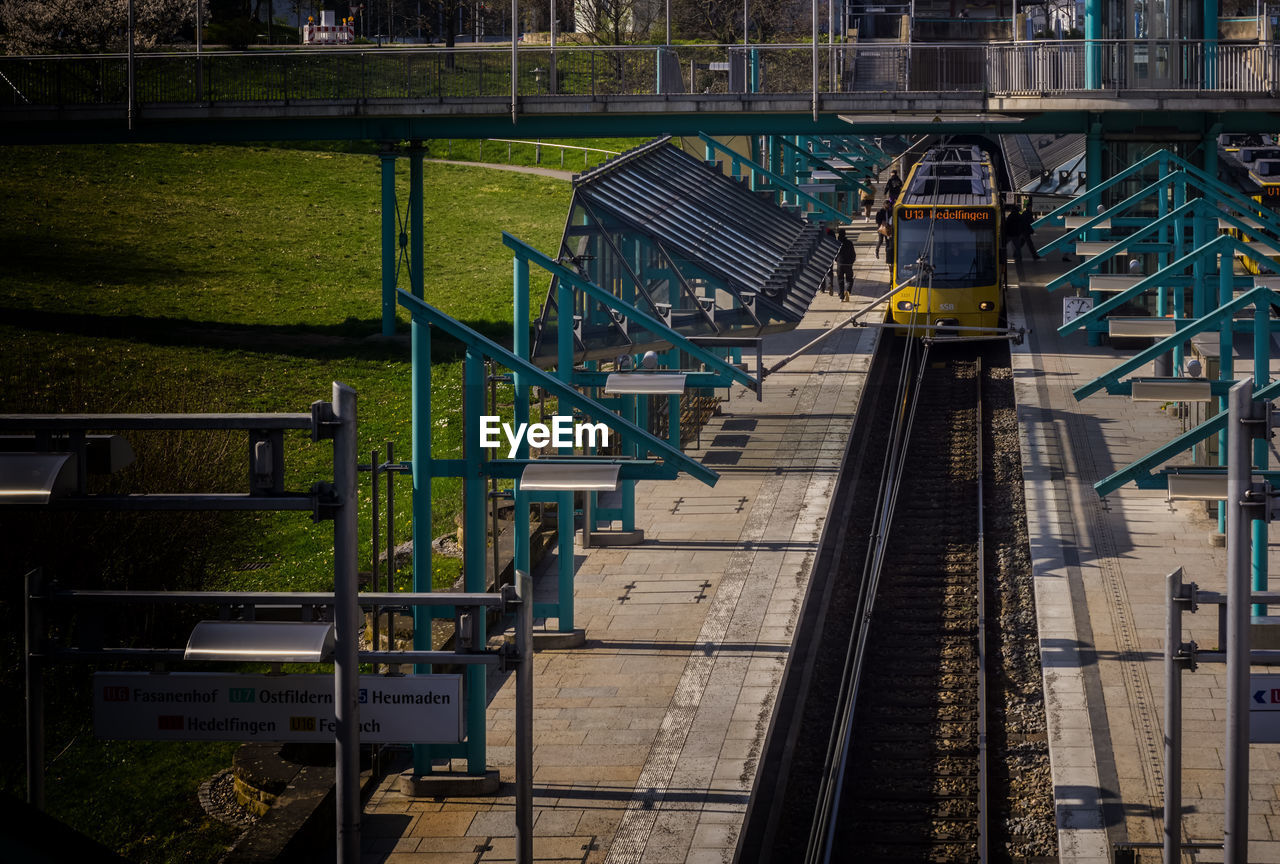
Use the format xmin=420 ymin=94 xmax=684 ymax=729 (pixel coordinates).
xmin=898 ymin=207 xmax=993 ymax=223
xmin=1250 ymin=673 xmax=1280 ymax=743
xmin=93 ymin=672 xmax=463 ymax=744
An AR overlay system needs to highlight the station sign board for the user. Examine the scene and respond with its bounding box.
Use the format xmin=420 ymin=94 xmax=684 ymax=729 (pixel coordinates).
xmin=93 ymin=672 xmax=463 ymax=744
xmin=1250 ymin=673 xmax=1280 ymax=743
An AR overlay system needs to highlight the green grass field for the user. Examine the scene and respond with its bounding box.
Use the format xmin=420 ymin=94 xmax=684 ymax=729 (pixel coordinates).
xmin=0 ymin=139 xmax=612 ymax=861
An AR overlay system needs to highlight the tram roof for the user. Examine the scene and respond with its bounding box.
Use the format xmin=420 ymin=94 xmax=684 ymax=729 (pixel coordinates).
xmin=900 ymin=144 xmax=998 ymax=206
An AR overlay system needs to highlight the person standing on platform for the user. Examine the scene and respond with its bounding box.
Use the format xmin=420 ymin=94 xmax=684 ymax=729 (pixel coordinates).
xmin=1007 ymin=205 xmax=1041 ymax=261
xmin=875 ymin=201 xmax=892 ymax=259
xmin=836 ymin=230 xmax=856 ymax=301
xmin=885 ymin=169 xmax=902 ymax=203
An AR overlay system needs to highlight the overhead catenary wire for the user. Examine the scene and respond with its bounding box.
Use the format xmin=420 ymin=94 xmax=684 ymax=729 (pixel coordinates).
xmin=806 ymin=150 xmax=947 ymax=864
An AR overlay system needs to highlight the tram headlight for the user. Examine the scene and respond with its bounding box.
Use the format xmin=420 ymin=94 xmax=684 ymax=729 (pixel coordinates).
xmin=896 ymin=300 xmax=915 ymax=311
xmin=978 ymin=301 xmax=995 ymax=311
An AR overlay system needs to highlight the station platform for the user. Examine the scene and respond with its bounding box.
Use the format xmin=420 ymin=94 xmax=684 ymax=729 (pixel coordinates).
xmin=361 ymin=239 xmax=1280 ymax=863
xmin=1010 ymin=259 xmax=1280 ymax=863
xmin=360 ymin=256 xmax=882 ymax=863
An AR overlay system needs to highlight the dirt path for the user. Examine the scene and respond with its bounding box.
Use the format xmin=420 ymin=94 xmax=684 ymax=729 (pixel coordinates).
xmin=426 ymin=158 xmax=574 ymax=181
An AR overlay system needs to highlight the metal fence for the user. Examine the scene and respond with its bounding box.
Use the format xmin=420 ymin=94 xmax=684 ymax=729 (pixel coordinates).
xmin=1 ymin=40 xmax=1277 ymax=109
xmin=987 ymin=40 xmax=1278 ymax=93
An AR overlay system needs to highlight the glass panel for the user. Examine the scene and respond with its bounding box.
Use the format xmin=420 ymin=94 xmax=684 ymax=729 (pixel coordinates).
xmin=896 ymin=219 xmax=998 ymax=289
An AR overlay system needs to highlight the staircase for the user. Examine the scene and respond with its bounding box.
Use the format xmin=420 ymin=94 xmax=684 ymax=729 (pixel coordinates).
xmin=851 ymin=39 xmax=906 ymax=92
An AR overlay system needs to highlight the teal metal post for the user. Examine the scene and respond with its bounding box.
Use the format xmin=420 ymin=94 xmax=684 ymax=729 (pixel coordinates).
xmin=1195 ymin=132 xmax=1218 ymax=320
xmin=410 ymin=144 xmax=424 ymax=299
xmin=409 ymin=141 xmax=438 ymax=777
xmin=1193 ymin=205 xmax=1207 ymax=319
xmin=1254 ymin=300 xmax=1270 ymax=616
xmin=410 ymin=316 xmax=433 ymax=776
xmin=555 ymin=277 xmax=575 ymax=633
xmin=1084 ymin=0 xmax=1101 ymax=88
xmin=1157 ymin=153 xmax=1169 ymax=316
xmin=1204 ymin=130 xmax=1219 ymax=181
xmin=1086 ymin=122 xmax=1103 ymax=345
xmin=749 ymin=49 xmax=759 ymax=93
xmin=621 ymin=393 xmax=636 ymax=532
xmin=1173 ymin=170 xmax=1186 ymax=371
xmin=512 ymin=254 xmax=531 ymax=606
xmin=666 ymin=347 xmax=680 ymax=449
xmin=1204 ymin=0 xmax=1218 ymax=90
xmin=1174 ymin=178 xmax=1187 ymax=263
xmin=637 ymin=394 xmax=649 ymax=448
xmin=772 ymin=136 xmax=784 ymax=200
xmin=380 ymin=148 xmax=398 ymax=338
xmin=749 ymin=135 xmax=759 ymax=191
xmin=1219 ymin=259 xmax=1233 ymax=535
xmin=462 ymin=349 xmax=488 ymax=774
xmin=789 ymin=135 xmax=799 ymax=193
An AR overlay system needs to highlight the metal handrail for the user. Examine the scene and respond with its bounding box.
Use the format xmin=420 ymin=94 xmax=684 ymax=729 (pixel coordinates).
xmin=2 ymin=39 xmax=1277 ymax=111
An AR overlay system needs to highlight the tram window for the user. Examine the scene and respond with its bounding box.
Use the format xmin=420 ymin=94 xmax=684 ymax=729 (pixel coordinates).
xmin=895 ymin=218 xmax=997 ymax=287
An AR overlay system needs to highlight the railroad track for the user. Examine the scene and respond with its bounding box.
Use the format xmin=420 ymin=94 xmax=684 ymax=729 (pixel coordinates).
xmin=830 ymin=346 xmax=989 ymax=862
xmin=797 ymin=336 xmax=996 ymax=863
xmin=740 ymin=334 xmax=1056 ymax=864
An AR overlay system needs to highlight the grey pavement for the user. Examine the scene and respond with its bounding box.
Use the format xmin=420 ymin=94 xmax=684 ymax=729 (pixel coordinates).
xmin=1011 ymin=255 xmax=1280 ymax=863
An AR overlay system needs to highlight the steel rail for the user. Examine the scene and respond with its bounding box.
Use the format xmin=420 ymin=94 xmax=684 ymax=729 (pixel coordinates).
xmin=809 ymin=346 xmax=993 ymax=861
xmin=805 ymin=333 xmax=932 ymax=864
xmin=976 ymin=356 xmax=990 ymax=864
xmin=809 ymin=155 xmax=952 ymax=864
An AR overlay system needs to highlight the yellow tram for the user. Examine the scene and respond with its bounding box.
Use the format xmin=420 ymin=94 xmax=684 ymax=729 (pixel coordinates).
xmin=888 ymin=145 xmax=1004 ymax=336
xmin=1217 ymin=135 xmax=1280 ymax=276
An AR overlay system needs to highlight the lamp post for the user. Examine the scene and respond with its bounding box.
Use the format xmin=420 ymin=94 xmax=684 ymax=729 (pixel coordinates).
xmin=195 ymin=0 xmax=203 ymax=100
xmin=127 ymin=0 xmax=135 ymax=129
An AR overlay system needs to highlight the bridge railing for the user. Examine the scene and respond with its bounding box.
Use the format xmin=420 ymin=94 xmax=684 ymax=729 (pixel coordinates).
xmin=986 ymin=40 xmax=1278 ymax=92
xmin=1 ymin=40 xmax=1277 ymax=109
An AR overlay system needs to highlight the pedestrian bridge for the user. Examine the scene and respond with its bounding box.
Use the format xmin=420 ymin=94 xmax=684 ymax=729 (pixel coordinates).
xmin=2 ymin=39 xmax=1278 ymax=143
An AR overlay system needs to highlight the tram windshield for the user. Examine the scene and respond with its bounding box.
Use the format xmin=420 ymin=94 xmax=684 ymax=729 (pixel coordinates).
xmin=895 ymin=214 xmax=998 ymax=288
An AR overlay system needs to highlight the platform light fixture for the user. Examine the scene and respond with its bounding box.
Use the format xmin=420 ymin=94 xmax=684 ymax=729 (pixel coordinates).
xmin=184 ymin=620 xmax=336 ymax=663
xmin=1167 ymin=473 xmax=1230 ymax=501
xmin=0 ymin=453 xmax=77 ymax=504
xmin=519 ymin=463 xmax=621 ymax=492
xmin=1164 ymin=469 xmax=1270 ymax=503
xmin=603 ymin=373 xmax=687 ymax=395
xmin=1130 ymin=377 xmax=1213 ymax=402
xmin=1108 ymin=317 xmax=1179 ymax=339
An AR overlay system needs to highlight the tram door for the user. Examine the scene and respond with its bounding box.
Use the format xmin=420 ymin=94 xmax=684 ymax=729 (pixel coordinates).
xmin=1130 ymin=0 xmax=1178 ymax=87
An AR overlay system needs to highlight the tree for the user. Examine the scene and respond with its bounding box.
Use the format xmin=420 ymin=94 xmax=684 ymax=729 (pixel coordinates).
xmin=573 ymin=0 xmax=659 ymax=44
xmin=1 ymin=0 xmax=199 ymax=53
xmin=669 ymin=0 xmax=807 ymax=43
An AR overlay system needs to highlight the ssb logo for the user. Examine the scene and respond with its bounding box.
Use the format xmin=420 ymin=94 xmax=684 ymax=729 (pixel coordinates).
xmin=102 ymin=686 xmax=130 ymax=702
xmin=290 ymin=716 xmax=317 ymax=732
